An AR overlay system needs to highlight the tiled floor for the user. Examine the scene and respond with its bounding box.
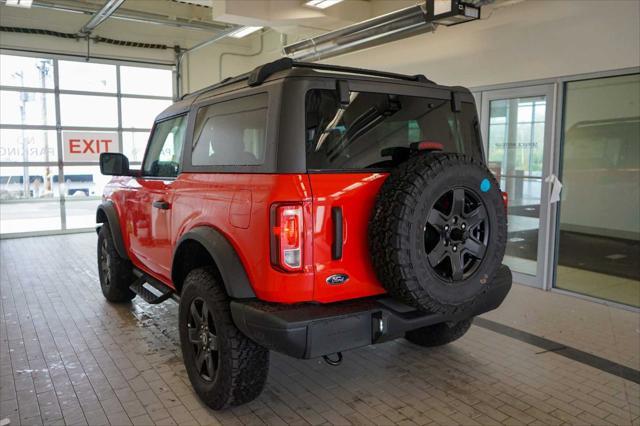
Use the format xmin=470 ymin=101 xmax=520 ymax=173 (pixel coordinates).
xmin=1 ymin=233 xmax=639 ymax=426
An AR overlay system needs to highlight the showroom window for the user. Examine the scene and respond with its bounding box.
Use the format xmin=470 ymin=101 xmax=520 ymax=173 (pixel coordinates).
xmin=0 ymin=53 xmax=173 ymax=236
xmin=556 ymin=73 xmax=640 ymax=307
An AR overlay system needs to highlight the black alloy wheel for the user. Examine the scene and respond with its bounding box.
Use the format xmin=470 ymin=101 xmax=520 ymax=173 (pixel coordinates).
xmin=186 ymin=297 xmax=219 ymax=382
xmin=424 ymin=187 xmax=489 ymax=282
xmin=99 ymin=237 xmax=112 ymax=287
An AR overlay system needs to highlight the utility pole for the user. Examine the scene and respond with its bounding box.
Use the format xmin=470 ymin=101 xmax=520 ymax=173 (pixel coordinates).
xmin=14 ymin=71 xmax=30 ymax=199
xmin=37 ymin=60 xmax=52 ymax=193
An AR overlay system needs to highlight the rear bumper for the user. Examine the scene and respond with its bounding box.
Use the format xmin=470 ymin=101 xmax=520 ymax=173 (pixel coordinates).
xmin=231 ymin=265 xmax=512 ymax=359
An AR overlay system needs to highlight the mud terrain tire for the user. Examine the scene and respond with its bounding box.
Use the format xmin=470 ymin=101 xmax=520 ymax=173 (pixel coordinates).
xmin=97 ymin=225 xmax=136 ymax=303
xmin=369 ymin=153 xmax=507 ymax=315
xmin=179 ymin=267 xmax=269 ymax=410
xmin=405 ymin=319 xmax=473 ymax=347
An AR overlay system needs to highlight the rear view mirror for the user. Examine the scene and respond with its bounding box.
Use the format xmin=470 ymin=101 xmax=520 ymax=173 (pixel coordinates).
xmin=100 ymin=152 xmax=131 ymax=176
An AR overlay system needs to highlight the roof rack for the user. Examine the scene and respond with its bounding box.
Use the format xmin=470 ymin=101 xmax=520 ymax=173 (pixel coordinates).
xmin=247 ymin=57 xmax=434 ymax=86
xmin=182 ymin=57 xmax=434 ymax=100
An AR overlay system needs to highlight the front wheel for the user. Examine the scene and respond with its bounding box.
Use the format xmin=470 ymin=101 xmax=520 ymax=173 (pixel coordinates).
xmin=405 ymin=318 xmax=473 ymax=347
xmin=97 ymin=225 xmax=135 ymax=303
xmin=178 ymin=267 xmax=269 ymax=410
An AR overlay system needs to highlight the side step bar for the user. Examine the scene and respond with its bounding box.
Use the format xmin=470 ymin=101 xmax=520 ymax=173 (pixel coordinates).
xmin=130 ymin=269 xmax=174 ymax=304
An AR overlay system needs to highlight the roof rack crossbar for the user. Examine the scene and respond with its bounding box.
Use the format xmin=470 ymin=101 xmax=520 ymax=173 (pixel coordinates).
xmin=247 ymin=58 xmax=433 ymax=86
xmin=292 ymin=62 xmax=433 ymax=84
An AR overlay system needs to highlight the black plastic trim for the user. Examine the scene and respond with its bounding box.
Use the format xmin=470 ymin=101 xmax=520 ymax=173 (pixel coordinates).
xmin=231 ymin=265 xmax=512 ymax=359
xmin=95 ymin=201 xmax=128 ymax=260
xmin=173 ymin=226 xmax=256 ymax=299
xmin=130 ymin=268 xmax=174 ymax=305
xmin=331 ymin=206 xmax=343 ymax=260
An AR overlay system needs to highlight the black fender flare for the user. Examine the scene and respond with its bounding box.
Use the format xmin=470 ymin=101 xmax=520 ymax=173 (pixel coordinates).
xmin=173 ymin=226 xmax=256 ymax=299
xmin=96 ymin=201 xmax=129 ymax=260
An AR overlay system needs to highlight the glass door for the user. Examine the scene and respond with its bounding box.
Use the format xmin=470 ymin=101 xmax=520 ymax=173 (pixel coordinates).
xmin=480 ymin=85 xmax=555 ymax=288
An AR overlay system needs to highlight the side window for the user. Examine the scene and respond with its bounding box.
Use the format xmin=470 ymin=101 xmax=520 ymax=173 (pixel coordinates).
xmin=142 ymin=115 xmax=187 ymax=178
xmin=192 ymin=93 xmax=268 ymax=166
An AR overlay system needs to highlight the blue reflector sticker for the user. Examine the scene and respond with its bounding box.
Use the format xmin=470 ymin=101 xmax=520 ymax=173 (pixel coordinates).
xmin=480 ymin=178 xmax=491 ymax=192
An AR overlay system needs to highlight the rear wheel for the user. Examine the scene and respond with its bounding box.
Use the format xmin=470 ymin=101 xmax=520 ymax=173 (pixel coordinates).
xmin=405 ymin=318 xmax=473 ymax=347
xmin=179 ymin=267 xmax=269 ymax=410
xmin=97 ymin=225 xmax=135 ymax=303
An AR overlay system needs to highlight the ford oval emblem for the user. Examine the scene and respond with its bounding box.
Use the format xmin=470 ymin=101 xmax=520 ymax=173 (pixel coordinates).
xmin=326 ymin=274 xmax=349 ymax=285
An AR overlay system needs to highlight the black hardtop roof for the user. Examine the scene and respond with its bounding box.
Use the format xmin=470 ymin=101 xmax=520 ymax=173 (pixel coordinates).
xmin=157 ymin=58 xmax=471 ymax=121
xmin=180 ymin=58 xmax=464 ymax=101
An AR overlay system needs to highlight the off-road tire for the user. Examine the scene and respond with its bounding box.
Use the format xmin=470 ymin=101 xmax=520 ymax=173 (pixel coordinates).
xmin=97 ymin=225 xmax=136 ymax=303
xmin=405 ymin=318 xmax=473 ymax=347
xmin=369 ymin=153 xmax=507 ymax=315
xmin=179 ymin=267 xmax=269 ymax=410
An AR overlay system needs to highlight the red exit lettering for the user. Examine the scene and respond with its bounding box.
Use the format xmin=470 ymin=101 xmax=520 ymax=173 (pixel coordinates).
xmin=68 ymin=139 xmax=113 ymax=154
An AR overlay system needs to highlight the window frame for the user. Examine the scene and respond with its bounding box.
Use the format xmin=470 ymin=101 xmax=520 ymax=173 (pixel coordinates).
xmin=141 ymin=113 xmax=189 ymax=179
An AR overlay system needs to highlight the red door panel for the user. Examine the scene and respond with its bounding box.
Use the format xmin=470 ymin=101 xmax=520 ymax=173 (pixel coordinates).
xmin=308 ymin=173 xmax=389 ymax=303
xmin=126 ymin=178 xmax=175 ymax=280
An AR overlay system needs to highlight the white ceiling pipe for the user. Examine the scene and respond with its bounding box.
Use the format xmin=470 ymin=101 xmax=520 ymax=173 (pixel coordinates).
xmin=78 ymin=0 xmax=126 ymax=35
xmin=283 ymin=4 xmax=434 ymax=61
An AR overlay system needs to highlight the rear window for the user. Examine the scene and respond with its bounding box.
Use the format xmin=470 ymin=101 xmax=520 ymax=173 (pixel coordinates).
xmin=305 ymin=89 xmax=482 ymax=170
xmin=192 ymin=93 xmax=268 ymax=167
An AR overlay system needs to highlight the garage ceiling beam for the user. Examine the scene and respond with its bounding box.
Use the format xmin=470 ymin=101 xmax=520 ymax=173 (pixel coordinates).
xmin=0 ymin=0 xmax=230 ymax=33
xmin=78 ymin=0 xmax=125 ymax=35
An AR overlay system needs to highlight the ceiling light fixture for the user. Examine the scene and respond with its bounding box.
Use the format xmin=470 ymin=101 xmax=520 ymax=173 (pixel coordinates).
xmin=305 ymin=0 xmax=344 ymax=10
xmin=228 ymin=26 xmax=263 ymax=39
xmin=5 ymin=0 xmax=33 ymax=8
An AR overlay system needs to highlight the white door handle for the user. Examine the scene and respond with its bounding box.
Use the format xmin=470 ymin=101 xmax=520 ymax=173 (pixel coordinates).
xmin=544 ymin=174 xmax=563 ymax=203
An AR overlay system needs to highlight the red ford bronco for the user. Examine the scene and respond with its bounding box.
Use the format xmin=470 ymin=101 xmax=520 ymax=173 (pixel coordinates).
xmin=97 ymin=58 xmax=511 ymax=410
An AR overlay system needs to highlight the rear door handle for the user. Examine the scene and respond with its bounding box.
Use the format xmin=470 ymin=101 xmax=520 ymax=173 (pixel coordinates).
xmin=331 ymin=206 xmax=343 ymax=260
xmin=152 ymin=200 xmax=171 ymax=210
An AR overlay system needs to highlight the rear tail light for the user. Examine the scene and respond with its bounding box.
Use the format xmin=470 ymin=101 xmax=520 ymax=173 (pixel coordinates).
xmin=271 ymin=204 xmax=304 ymax=271
xmin=501 ymin=191 xmax=509 ymax=213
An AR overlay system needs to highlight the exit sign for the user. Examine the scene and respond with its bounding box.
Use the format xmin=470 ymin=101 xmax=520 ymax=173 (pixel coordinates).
xmin=62 ymin=131 xmax=120 ymax=162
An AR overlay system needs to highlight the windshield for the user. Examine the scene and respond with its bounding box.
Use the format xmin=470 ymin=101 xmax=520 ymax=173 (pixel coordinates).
xmin=305 ymin=89 xmax=482 ymax=170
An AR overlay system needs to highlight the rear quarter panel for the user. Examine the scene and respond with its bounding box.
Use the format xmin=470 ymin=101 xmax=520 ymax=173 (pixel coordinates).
xmin=309 ymin=172 xmax=388 ymax=302
xmin=171 ymin=172 xmax=316 ymax=303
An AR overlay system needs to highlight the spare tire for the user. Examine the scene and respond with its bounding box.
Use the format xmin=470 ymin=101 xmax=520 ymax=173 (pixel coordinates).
xmin=369 ymin=152 xmax=507 ymax=315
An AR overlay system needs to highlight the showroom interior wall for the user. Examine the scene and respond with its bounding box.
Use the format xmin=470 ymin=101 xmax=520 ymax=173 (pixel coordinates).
xmin=310 ymin=0 xmax=640 ymax=88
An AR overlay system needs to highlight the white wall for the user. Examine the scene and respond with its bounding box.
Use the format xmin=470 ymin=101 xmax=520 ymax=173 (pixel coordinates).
xmin=179 ymin=0 xmax=640 ymax=97
xmin=321 ymin=0 xmax=640 ymax=88
xmin=182 ymin=30 xmax=282 ymax=94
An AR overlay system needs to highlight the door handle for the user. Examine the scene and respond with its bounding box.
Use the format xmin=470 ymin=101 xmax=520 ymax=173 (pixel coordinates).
xmin=331 ymin=206 xmax=343 ymax=260
xmin=152 ymin=200 xmax=171 ymax=210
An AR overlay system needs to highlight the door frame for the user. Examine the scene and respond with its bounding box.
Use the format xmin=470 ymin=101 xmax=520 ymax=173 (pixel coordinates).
xmin=479 ymin=84 xmax=557 ymax=289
